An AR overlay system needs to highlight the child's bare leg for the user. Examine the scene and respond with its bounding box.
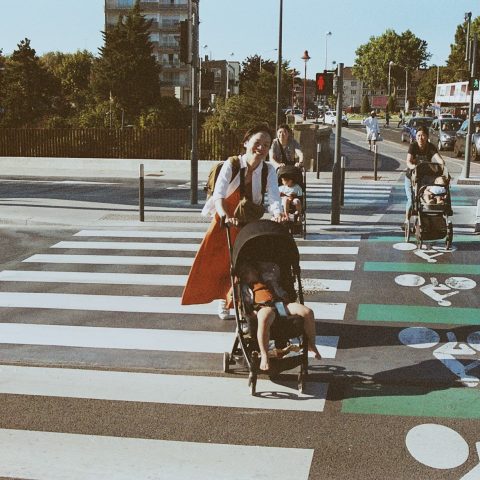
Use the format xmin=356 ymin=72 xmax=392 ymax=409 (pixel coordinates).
xmin=281 ymin=197 xmax=289 ymax=215
xmin=256 ymin=306 xmax=276 ymax=370
xmin=292 ymin=198 xmax=302 ymax=215
xmin=286 ymin=303 xmax=321 ymax=359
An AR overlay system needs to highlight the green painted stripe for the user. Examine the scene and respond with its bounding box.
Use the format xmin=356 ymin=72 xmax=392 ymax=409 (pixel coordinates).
xmin=357 ymin=304 xmax=480 ymax=325
xmin=364 ymin=262 xmax=480 ymax=274
xmin=368 ymin=235 xmax=480 ymax=242
xmin=342 ymin=385 xmax=480 ymax=419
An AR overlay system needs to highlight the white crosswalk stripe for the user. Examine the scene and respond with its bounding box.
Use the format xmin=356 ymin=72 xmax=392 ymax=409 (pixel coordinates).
xmin=0 ymin=225 xmax=359 ymax=477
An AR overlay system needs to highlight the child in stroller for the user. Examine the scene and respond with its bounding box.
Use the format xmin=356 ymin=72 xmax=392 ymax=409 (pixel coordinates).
xmin=277 ymin=164 xmax=306 ymax=237
xmin=237 ymin=261 xmax=320 ymax=371
xmin=422 ymin=175 xmax=448 ymax=205
xmin=279 ymin=172 xmax=303 ymax=219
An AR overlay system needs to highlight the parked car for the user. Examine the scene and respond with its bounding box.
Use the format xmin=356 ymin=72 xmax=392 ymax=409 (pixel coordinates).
xmin=400 ymin=116 xmax=434 ymax=143
xmin=428 ymin=118 xmax=463 ymax=151
xmin=453 ymin=115 xmax=480 ymax=161
xmin=324 ymin=110 xmax=349 ymax=127
xmin=284 ymin=108 xmax=303 ymax=116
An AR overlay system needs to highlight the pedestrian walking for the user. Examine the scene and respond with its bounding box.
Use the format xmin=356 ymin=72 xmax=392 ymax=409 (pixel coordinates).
xmin=181 ymin=124 xmax=286 ymax=320
xmin=362 ymin=110 xmax=380 ymax=151
xmin=397 ymin=110 xmax=404 ymax=128
xmin=385 ymin=111 xmax=390 ymax=127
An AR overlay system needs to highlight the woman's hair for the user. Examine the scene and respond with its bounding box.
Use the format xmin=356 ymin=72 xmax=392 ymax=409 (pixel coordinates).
xmin=416 ymin=125 xmax=429 ymax=136
xmin=242 ymin=124 xmax=273 ymax=144
xmin=277 ymin=124 xmax=291 ymax=133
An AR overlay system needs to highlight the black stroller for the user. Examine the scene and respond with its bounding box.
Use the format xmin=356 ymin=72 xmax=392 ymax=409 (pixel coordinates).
xmin=223 ymin=219 xmax=309 ymax=395
xmin=277 ymin=165 xmax=307 ymax=239
xmin=405 ymin=162 xmax=454 ymax=249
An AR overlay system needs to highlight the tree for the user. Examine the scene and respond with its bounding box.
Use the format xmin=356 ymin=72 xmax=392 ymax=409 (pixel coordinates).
xmin=138 ymin=97 xmax=188 ymax=128
xmin=361 ymin=95 xmax=370 ymax=114
xmin=91 ymin=0 xmax=160 ymax=124
xmin=353 ymin=29 xmax=430 ymax=95
xmin=445 ymin=16 xmax=480 ymax=82
xmin=239 ymin=54 xmax=276 ymax=93
xmin=0 ymin=38 xmax=57 ymax=127
xmin=387 ymin=95 xmax=396 ymax=113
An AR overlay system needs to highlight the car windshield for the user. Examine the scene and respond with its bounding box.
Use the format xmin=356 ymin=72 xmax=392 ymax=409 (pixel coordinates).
xmin=441 ymin=120 xmax=463 ymax=131
xmin=412 ymin=119 xmax=433 ymax=128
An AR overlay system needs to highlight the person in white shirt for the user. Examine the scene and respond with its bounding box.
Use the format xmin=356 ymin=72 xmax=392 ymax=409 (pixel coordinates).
xmin=362 ymin=110 xmax=380 ymax=151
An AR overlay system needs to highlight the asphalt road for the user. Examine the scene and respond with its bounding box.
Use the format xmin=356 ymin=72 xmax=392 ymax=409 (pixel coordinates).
xmin=0 ymin=132 xmax=479 ymax=479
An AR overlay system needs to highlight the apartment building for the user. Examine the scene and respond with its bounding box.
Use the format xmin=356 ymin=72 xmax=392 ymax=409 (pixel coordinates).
xmin=104 ymin=0 xmax=193 ymax=105
xmin=200 ymin=58 xmax=240 ymax=110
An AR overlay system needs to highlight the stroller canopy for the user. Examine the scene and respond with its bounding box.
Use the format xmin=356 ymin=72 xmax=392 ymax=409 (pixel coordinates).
xmin=232 ymin=220 xmax=299 ymax=272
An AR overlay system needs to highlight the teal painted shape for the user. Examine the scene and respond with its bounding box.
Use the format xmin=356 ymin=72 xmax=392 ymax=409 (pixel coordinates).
xmin=364 ymin=262 xmax=480 ymax=274
xmin=357 ymin=304 xmax=480 ymax=325
xmin=342 ymin=385 xmax=480 ymax=419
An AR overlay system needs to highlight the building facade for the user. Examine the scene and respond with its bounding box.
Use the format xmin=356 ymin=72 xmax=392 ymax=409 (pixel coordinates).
xmin=104 ymin=0 xmax=192 ymax=105
xmin=200 ymin=58 xmax=240 ymax=110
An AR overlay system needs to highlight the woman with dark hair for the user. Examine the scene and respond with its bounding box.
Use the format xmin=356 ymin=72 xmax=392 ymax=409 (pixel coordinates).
xmin=181 ymin=124 xmax=286 ymax=319
xmin=269 ymin=124 xmax=304 ymax=169
xmin=404 ymin=125 xmax=444 ymax=227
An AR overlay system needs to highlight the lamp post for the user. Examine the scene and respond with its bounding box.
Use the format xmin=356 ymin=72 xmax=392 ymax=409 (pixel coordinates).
xmin=290 ymin=68 xmax=299 ymax=112
xmin=301 ymin=50 xmax=311 ymax=121
xmin=198 ymin=44 xmax=208 ymax=112
xmin=225 ymin=52 xmax=234 ymax=99
xmin=325 ymin=31 xmax=332 ymax=71
xmin=386 ymin=60 xmax=394 ymax=127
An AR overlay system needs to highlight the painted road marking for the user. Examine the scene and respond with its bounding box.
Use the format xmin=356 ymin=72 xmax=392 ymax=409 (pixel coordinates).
xmin=0 ymin=293 xmax=346 ymax=320
xmin=0 ymin=429 xmax=314 ymax=480
xmin=399 ymin=327 xmax=480 ymax=387
xmin=364 ymin=262 xmax=480 ymax=275
xmin=406 ymin=424 xmax=480 ymax=478
xmin=0 ymin=366 xmax=328 ymax=412
xmin=341 ymin=384 xmax=480 ymax=419
xmin=357 ymin=304 xmax=480 ymax=325
xmin=0 ymin=271 xmax=351 ymax=293
xmin=24 ymin=254 xmax=356 ymax=271
xmin=369 ymin=235 xmax=480 ymax=243
xmin=74 ymin=230 xmax=362 ymax=242
xmin=51 ymin=241 xmax=359 ymax=256
xmin=394 ymin=275 xmax=476 ymax=306
xmin=0 ymin=323 xmax=339 ymax=358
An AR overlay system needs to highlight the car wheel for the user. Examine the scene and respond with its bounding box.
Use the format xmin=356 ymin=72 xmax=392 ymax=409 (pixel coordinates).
xmin=437 ymin=140 xmax=442 ymax=151
xmin=472 ymin=144 xmax=478 ymax=162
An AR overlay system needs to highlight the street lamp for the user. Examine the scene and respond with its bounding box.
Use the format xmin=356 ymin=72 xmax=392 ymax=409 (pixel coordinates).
xmin=325 ymin=31 xmax=332 ymax=71
xmin=386 ymin=60 xmax=394 ymax=126
xmin=301 ymin=50 xmax=311 ymax=121
xmin=290 ymin=68 xmax=299 ymax=111
xmin=225 ymin=52 xmax=234 ymax=99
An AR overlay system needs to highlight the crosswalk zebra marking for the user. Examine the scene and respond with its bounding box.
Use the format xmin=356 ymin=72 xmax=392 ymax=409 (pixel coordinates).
xmin=0 ymin=323 xmax=339 ymax=358
xmin=23 ymin=254 xmax=356 ymax=271
xmin=0 ymin=429 xmax=314 ymax=480
xmin=0 ymin=270 xmax=351 ymax=292
xmin=0 ymin=293 xmax=346 ymax=320
xmin=51 ymin=241 xmax=359 ymax=255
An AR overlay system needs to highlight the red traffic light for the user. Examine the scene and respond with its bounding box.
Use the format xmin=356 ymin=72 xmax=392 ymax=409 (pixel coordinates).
xmin=315 ymin=72 xmax=333 ymax=95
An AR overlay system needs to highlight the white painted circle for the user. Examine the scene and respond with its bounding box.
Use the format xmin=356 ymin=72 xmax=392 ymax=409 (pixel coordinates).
xmin=393 ymin=242 xmax=417 ymax=251
xmin=398 ymin=327 xmax=440 ymax=349
xmin=406 ymin=424 xmax=469 ymax=469
xmin=467 ymin=331 xmax=480 ymax=352
xmin=395 ymin=274 xmax=425 ymax=287
xmin=445 ymin=277 xmax=476 ymax=290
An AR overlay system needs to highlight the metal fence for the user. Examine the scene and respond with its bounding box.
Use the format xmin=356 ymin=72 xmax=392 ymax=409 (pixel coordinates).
xmin=0 ymin=128 xmax=245 ymax=160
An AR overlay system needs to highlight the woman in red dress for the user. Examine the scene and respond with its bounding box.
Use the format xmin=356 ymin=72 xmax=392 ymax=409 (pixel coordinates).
xmin=181 ymin=125 xmax=285 ymax=318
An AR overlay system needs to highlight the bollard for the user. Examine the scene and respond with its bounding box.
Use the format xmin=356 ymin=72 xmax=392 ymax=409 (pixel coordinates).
xmin=316 ymin=142 xmax=321 ymax=179
xmin=330 ymin=158 xmax=341 ymax=225
xmin=475 ymin=199 xmax=480 ymax=234
xmin=340 ymin=155 xmax=346 ymax=206
xmin=139 ymin=163 xmax=145 ymax=222
xmin=373 ymin=144 xmax=378 ymax=181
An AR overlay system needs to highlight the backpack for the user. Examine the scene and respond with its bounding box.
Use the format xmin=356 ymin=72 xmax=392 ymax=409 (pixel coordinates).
xmin=204 ymin=156 xmax=269 ymax=203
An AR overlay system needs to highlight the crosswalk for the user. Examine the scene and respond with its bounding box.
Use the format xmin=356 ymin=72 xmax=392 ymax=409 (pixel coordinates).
xmin=306 ymin=183 xmax=393 ymax=206
xmin=0 ymin=224 xmax=361 ymax=478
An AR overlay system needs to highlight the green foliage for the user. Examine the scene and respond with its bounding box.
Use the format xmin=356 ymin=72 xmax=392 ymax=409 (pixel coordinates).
xmin=138 ymin=97 xmax=188 ymax=128
xmin=0 ymin=38 xmax=58 ymax=127
xmin=353 ymin=29 xmax=430 ymax=94
xmin=91 ymin=0 xmax=160 ymax=124
xmin=239 ymin=54 xmax=276 ymax=93
xmin=416 ymin=67 xmax=439 ymax=111
xmin=361 ymin=95 xmax=371 ymax=114
xmin=387 ymin=95 xmax=396 ymax=113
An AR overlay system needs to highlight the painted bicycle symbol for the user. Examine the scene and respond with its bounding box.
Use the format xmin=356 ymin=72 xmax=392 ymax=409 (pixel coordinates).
xmin=395 ymin=274 xmax=476 ymax=306
xmin=407 ymin=424 xmax=480 ymax=479
xmin=399 ymin=327 xmax=480 ymax=387
xmin=393 ymin=242 xmax=455 ymax=263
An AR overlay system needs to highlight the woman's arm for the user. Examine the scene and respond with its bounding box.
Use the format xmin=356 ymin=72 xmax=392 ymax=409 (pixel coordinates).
xmin=406 ymin=152 xmax=416 ymax=170
xmin=212 ymin=160 xmax=238 ymax=225
xmin=431 ymin=152 xmax=445 ymax=165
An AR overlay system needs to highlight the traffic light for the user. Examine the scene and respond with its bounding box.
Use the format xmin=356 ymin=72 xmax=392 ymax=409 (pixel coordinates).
xmin=179 ymin=20 xmax=189 ymax=64
xmin=315 ymin=71 xmax=334 ymax=96
xmin=470 ymin=77 xmax=480 ymax=91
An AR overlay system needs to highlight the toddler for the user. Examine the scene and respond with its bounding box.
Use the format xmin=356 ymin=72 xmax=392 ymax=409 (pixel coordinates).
xmin=279 ymin=174 xmax=303 ymax=218
xmin=423 ymin=176 xmax=448 ymax=205
xmin=237 ymin=262 xmax=320 ymax=371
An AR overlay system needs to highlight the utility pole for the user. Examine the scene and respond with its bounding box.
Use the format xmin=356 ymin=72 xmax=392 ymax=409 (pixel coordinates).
xmin=331 ymin=63 xmax=343 ymax=225
xmin=464 ymin=31 xmax=477 ymax=179
xmin=190 ymin=0 xmax=199 ymax=204
xmin=275 ymin=0 xmax=283 ymax=131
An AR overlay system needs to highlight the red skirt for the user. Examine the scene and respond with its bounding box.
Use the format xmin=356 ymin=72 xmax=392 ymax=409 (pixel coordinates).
xmin=181 ymin=189 xmax=241 ymax=305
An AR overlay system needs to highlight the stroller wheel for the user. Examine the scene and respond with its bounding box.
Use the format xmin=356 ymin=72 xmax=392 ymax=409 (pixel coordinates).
xmin=446 ymin=222 xmax=453 ymax=250
xmin=298 ymin=372 xmax=306 ymax=393
xmin=223 ymin=352 xmax=231 ymax=373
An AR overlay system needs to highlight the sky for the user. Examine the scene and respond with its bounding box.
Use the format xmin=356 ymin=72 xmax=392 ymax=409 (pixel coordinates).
xmin=0 ymin=0 xmax=477 ymax=77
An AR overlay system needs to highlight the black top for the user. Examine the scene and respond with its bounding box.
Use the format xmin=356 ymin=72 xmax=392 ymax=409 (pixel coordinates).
xmin=406 ymin=141 xmax=438 ymax=178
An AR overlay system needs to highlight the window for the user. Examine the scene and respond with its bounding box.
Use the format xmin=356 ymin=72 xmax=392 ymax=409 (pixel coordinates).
xmin=118 ymin=0 xmax=134 ymax=6
xmin=351 ymin=90 xmax=356 ymax=95
xmin=351 ymin=81 xmax=357 ymax=86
